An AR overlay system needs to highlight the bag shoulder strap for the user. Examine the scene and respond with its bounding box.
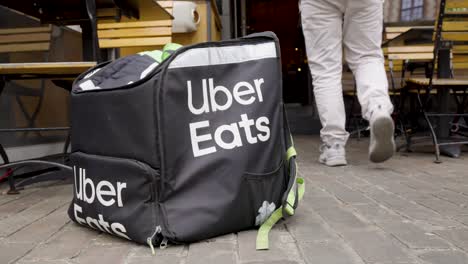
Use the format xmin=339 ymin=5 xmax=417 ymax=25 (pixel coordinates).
xmin=256 ymin=105 xmax=305 ymax=250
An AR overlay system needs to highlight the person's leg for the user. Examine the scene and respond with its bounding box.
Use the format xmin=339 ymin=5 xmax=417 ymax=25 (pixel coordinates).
xmin=301 ymin=0 xmax=348 ymax=166
xmin=343 ymin=0 xmax=395 ymax=163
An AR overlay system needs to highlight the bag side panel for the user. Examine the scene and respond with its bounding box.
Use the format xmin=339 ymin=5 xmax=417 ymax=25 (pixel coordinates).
xmin=158 ymin=39 xmax=286 ymax=242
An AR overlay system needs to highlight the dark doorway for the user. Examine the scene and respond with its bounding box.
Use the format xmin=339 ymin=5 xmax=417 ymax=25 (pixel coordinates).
xmin=245 ymin=0 xmax=312 ymax=105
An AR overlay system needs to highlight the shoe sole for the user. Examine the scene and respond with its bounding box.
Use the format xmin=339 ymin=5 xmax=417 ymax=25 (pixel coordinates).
xmin=369 ymin=115 xmax=395 ymax=163
xmin=319 ymin=157 xmax=347 ymax=167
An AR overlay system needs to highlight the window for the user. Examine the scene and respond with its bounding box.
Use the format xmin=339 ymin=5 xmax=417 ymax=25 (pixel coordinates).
xmin=401 ymin=0 xmax=424 ymax=21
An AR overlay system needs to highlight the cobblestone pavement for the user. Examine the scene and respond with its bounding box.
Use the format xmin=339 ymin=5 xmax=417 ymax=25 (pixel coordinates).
xmin=1 ymin=136 xmax=468 ymax=264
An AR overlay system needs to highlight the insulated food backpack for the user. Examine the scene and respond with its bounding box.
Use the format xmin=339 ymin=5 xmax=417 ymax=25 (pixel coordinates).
xmin=68 ymin=32 xmax=304 ymax=251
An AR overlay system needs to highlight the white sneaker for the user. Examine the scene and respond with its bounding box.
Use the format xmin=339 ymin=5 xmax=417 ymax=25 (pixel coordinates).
xmin=319 ymin=143 xmax=347 ymax=167
xmin=369 ymin=106 xmax=395 ymax=163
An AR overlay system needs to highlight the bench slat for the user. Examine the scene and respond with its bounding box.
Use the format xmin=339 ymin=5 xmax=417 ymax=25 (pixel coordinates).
xmin=98 ymin=27 xmax=171 ymax=38
xmin=446 ymin=0 xmax=468 ymax=9
xmin=0 ymin=43 xmax=50 ymax=53
xmin=99 ymin=36 xmax=172 ymax=48
xmin=0 ymin=33 xmax=50 ymax=44
xmin=98 ymin=20 xmax=172 ymax=29
xmin=0 ymin=62 xmax=96 ymax=75
xmin=442 ymin=32 xmax=468 ymax=41
xmin=0 ymin=26 xmax=51 ymax=35
xmin=443 ymin=21 xmax=468 ymax=31
xmin=388 ymin=53 xmax=434 ymax=60
xmin=407 ymin=77 xmax=468 ymax=86
xmin=385 ymin=27 xmax=412 ymax=33
xmin=385 ymin=46 xmax=434 ymax=53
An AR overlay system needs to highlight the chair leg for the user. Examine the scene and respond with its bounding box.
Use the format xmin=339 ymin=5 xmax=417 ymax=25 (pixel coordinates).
xmin=417 ymin=92 xmax=442 ymax=163
xmin=0 ymin=77 xmax=19 ymax=194
xmin=0 ymin=141 xmax=19 ymax=194
xmin=63 ymin=131 xmax=71 ymax=164
xmin=398 ymin=91 xmax=413 ymax=152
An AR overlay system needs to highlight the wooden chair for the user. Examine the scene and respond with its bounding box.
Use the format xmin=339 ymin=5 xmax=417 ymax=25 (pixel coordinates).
xmin=404 ymin=0 xmax=468 ymax=162
xmin=0 ymin=25 xmax=96 ymax=194
xmin=97 ymin=19 xmax=172 ymax=58
xmin=98 ymin=20 xmax=172 ymax=50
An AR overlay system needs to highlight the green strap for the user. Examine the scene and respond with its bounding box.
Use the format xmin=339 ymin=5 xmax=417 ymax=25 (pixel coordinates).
xmin=286 ymin=146 xmax=297 ymax=162
xmin=256 ymin=207 xmax=283 ymax=250
xmin=256 ymin=177 xmax=305 ymax=250
xmin=284 ymin=146 xmax=298 ymax=215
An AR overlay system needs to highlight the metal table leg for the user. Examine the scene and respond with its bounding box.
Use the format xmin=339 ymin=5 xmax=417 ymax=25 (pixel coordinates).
xmin=437 ymin=46 xmax=462 ymax=158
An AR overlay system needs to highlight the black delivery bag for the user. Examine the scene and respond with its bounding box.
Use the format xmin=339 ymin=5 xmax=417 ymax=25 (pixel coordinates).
xmin=68 ymin=32 xmax=304 ymax=250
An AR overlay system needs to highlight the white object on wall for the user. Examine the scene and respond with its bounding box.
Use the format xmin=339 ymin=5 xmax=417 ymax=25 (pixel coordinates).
xmin=172 ymin=1 xmax=201 ymax=33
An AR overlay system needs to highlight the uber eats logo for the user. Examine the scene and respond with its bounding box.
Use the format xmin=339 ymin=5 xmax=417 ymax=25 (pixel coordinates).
xmin=187 ymin=78 xmax=271 ymax=157
xmin=72 ymin=167 xmax=130 ymax=240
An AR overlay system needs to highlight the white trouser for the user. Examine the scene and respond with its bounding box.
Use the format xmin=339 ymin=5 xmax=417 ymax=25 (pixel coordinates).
xmin=300 ymin=0 xmax=393 ymax=146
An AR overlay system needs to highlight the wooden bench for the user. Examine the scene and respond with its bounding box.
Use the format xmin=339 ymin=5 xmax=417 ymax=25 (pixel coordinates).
xmin=0 ymin=26 xmax=96 ymax=79
xmin=0 ymin=25 xmax=96 ymax=194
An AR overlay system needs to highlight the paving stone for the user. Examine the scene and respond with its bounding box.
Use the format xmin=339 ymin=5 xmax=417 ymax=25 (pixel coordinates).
xmin=0 ymin=188 xmax=38 ymax=206
xmin=202 ymin=233 xmax=237 ymax=242
xmin=377 ymin=221 xmax=451 ymax=249
xmin=351 ymin=203 xmax=404 ymax=223
xmin=365 ymin=188 xmax=459 ymax=228
xmin=312 ymin=205 xmax=369 ymax=234
xmin=298 ymin=241 xmax=364 ymax=264
xmin=186 ymin=240 xmax=236 ymax=264
xmin=0 ymin=186 xmax=71 ymax=237
xmin=0 ymin=188 xmax=52 ymax=220
xmin=454 ymin=215 xmax=468 ymax=226
xmin=129 ymin=243 xmax=185 ymax=257
xmin=433 ymin=190 xmax=468 ymax=208
xmin=71 ymin=245 xmax=131 ymax=264
xmin=7 ymin=205 xmax=69 ymax=243
xmin=21 ymin=223 xmax=98 ymax=261
xmin=17 ymin=260 xmax=70 ymax=264
xmin=91 ymin=231 xmax=132 ymax=247
xmin=0 ymin=242 xmax=35 ymax=264
xmin=238 ymin=229 xmax=303 ymax=264
xmin=243 ymin=261 xmax=299 ymax=264
xmin=335 ymin=174 xmax=372 ymax=191
xmin=306 ymin=195 xmax=342 ymax=210
xmin=304 ymin=186 xmax=335 ymax=198
xmin=287 ymin=207 xmax=337 ymax=243
xmin=434 ymin=229 xmax=468 ymax=251
xmin=419 ymin=250 xmax=468 ymax=264
xmin=398 ymin=176 xmax=442 ymax=194
xmin=342 ymin=230 xmax=416 ymax=263
xmin=127 ymin=255 xmax=184 ymax=264
xmin=318 ymin=181 xmax=373 ymax=205
xmin=414 ymin=195 xmax=465 ymax=216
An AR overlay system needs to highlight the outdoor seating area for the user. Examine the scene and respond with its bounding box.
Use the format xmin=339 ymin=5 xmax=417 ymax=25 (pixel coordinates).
xmin=1 ymin=0 xmax=468 ymax=263
xmin=342 ymin=0 xmax=468 ymax=163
